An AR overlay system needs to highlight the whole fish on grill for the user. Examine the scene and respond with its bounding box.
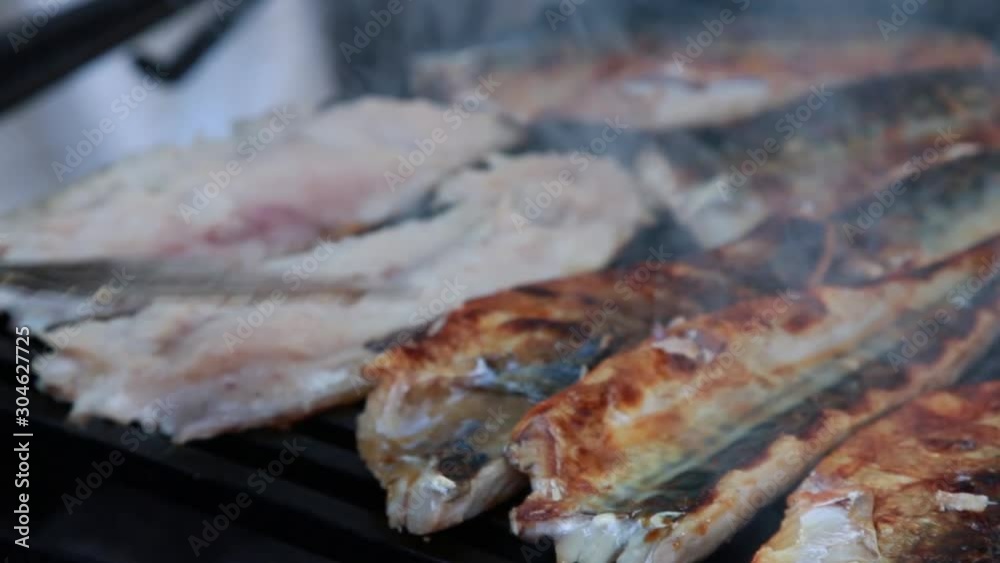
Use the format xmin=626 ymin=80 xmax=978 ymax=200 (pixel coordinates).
xmin=359 ymin=262 xmax=764 ymax=534
xmin=753 ymin=380 xmax=999 ymax=563
xmin=358 ymin=152 xmax=1000 ymax=535
xmin=28 ymin=153 xmax=651 ymax=443
xmin=639 ymin=66 xmax=1000 ymax=248
xmin=3 ymin=97 xmax=521 ymax=263
xmin=507 ymin=235 xmax=1000 ymax=563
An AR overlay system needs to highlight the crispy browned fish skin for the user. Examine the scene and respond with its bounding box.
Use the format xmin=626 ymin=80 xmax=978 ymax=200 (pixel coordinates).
xmin=360 ymin=152 xmax=1000 ymax=535
xmin=508 ymin=237 xmax=1000 ymax=563
xmin=754 ymin=381 xmax=1000 ymax=563
xmin=357 ymin=263 xmax=761 ymax=534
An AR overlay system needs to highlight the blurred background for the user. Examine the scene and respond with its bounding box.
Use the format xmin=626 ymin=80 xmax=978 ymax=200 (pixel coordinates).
xmin=2 ymin=0 xmax=999 ymax=213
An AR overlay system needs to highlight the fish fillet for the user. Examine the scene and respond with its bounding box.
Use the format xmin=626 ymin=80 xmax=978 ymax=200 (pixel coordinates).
xmin=754 ymin=380 xmax=999 ymax=563
xmin=33 ymin=153 xmax=648 ymax=442
xmin=359 ymin=262 xmax=764 ymax=534
xmin=357 ymin=151 xmax=1000 ymax=534
xmin=508 ymin=235 xmax=1000 ymax=563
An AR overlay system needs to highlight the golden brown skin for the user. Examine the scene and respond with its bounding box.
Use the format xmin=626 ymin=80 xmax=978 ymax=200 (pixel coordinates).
xmin=643 ymin=66 xmax=1000 ymax=248
xmin=508 ymin=236 xmax=1000 ymax=563
xmin=754 ymin=381 xmax=1000 ymax=563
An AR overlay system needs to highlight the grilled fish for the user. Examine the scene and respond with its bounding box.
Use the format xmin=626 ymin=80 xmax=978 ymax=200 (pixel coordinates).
xmin=358 ymin=151 xmax=1000 ymax=535
xmin=414 ymin=27 xmax=995 ymax=129
xmin=753 ymin=380 xmax=999 ymax=563
xmin=31 ymin=153 xmax=649 ymax=442
xmin=639 ymin=66 xmax=1000 ymax=247
xmin=508 ymin=235 xmax=1000 ymax=563
xmin=0 ymin=97 xmax=522 ymax=328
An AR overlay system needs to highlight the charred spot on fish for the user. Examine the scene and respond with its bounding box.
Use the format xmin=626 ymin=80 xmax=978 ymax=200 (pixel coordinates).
xmin=716 ymin=302 xmax=760 ymax=327
xmin=662 ymin=352 xmax=698 ymax=372
xmin=907 ymin=469 xmax=1000 ymax=562
xmin=748 ymin=171 xmax=794 ymax=201
xmin=513 ymin=285 xmax=558 ymax=299
xmin=854 ymin=361 xmax=909 ymax=391
xmin=761 ymin=219 xmax=829 ymax=282
xmin=394 ymin=343 xmax=435 ymax=366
